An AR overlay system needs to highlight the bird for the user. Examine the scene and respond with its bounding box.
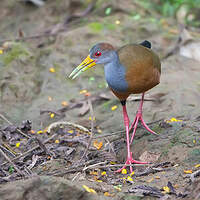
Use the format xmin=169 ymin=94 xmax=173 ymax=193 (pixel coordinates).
xmin=69 ymin=40 xmax=161 ymax=173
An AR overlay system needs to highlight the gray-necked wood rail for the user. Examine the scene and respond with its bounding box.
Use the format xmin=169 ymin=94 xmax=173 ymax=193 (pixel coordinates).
xmin=69 ymin=40 xmax=161 ymax=173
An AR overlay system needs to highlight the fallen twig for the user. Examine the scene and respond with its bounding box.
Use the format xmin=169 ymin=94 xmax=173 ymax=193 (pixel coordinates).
xmin=187 ymin=169 xmax=200 ymax=182
xmin=0 ymin=148 xmax=26 ymax=177
xmin=82 ymin=163 xmax=149 ymax=171
xmin=46 ymin=121 xmax=90 ymax=134
xmin=79 ymin=99 xmax=94 ymax=162
xmin=0 ymin=144 xmax=16 ymax=157
xmin=129 ymin=185 xmax=164 ymax=198
xmin=34 ymin=137 xmax=50 ymax=155
xmin=135 ymin=162 xmax=171 ymax=177
xmin=82 ymin=161 xmax=108 ymax=171
xmin=60 ymin=136 xmax=96 ymax=150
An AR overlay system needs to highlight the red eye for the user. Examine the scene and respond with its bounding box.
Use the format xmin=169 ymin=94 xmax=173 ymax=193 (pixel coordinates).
xmin=95 ymin=51 xmax=101 ymax=57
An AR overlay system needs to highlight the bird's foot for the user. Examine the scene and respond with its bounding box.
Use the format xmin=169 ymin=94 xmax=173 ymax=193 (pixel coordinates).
xmin=129 ymin=111 xmax=158 ymax=144
xmin=115 ymin=152 xmax=148 ymax=173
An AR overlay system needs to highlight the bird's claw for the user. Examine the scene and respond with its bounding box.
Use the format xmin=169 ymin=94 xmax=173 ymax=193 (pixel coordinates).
xmin=115 ymin=152 xmax=149 ymax=173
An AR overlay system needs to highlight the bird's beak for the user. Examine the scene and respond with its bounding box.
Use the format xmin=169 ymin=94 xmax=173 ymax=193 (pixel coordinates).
xmin=69 ymin=55 xmax=96 ymax=79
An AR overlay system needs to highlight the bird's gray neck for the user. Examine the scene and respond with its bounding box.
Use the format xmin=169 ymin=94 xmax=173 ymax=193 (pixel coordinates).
xmin=104 ymin=53 xmax=128 ymax=92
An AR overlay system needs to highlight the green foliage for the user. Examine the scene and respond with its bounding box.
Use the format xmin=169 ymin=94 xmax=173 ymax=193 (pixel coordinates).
xmin=2 ymin=43 xmax=30 ymax=66
xmin=138 ymin=0 xmax=200 ymax=26
xmin=190 ymin=149 xmax=200 ymax=156
xmin=88 ymin=21 xmax=116 ymax=33
xmin=8 ymin=166 xmax=14 ymax=174
xmin=153 ymin=0 xmax=200 ymax=16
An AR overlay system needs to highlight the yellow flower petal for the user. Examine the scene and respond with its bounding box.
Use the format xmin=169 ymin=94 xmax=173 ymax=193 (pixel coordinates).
xmin=55 ymin=140 xmax=59 ymax=144
xmin=166 ymin=117 xmax=183 ymax=123
xmin=79 ymin=89 xmax=88 ymax=94
xmin=68 ymin=130 xmax=74 ymax=134
xmin=89 ymin=116 xmax=96 ymax=121
xmin=104 ymin=192 xmax=114 ymax=197
xmin=111 ymin=105 xmax=118 ymax=111
xmin=49 ymin=67 xmax=55 ymax=73
xmin=16 ymin=142 xmax=20 ymax=148
xmin=0 ymin=49 xmax=3 ymax=54
xmin=184 ymin=170 xmax=192 ymax=174
xmin=50 ymin=113 xmax=55 ymax=118
xmin=90 ymin=171 xmax=98 ymax=175
xmin=101 ymin=171 xmax=107 ymax=176
xmin=127 ymin=176 xmax=133 ymax=182
xmin=37 ymin=130 xmax=43 ymax=134
xmin=121 ymin=168 xmax=127 ymax=175
xmin=82 ymin=185 xmax=97 ymax=194
xmin=163 ymin=186 xmax=170 ymax=193
xmin=195 ymin=164 xmax=200 ymax=168
xmin=43 ymin=127 xmax=48 ymax=133
xmin=130 ymin=171 xmax=135 ymax=176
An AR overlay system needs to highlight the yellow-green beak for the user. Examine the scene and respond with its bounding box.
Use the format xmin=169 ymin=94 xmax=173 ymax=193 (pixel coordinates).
xmin=69 ymin=55 xmax=96 ymax=79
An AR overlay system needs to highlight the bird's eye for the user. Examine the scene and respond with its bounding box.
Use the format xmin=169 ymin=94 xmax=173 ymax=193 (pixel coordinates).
xmin=95 ymin=51 xmax=101 ymax=57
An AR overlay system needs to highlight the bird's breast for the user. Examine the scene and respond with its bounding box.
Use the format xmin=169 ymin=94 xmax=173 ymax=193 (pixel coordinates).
xmin=104 ymin=62 xmax=128 ymax=92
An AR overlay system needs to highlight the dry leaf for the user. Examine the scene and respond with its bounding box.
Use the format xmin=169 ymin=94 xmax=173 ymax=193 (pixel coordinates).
xmin=93 ymin=140 xmax=103 ymax=150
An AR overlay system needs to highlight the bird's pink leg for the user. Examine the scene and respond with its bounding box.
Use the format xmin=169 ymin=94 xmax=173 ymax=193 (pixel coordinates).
xmin=130 ymin=93 xmax=158 ymax=144
xmin=115 ymin=104 xmax=147 ymax=173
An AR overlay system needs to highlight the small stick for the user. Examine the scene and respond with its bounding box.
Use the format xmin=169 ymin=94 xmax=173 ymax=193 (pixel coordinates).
xmin=0 ymin=113 xmax=30 ymax=139
xmin=0 ymin=148 xmax=25 ymax=176
xmin=34 ymin=137 xmax=50 ymax=155
xmin=72 ymin=172 xmax=81 ymax=182
xmin=189 ymin=169 xmax=200 ymax=182
xmin=82 ymin=161 xmax=108 ymax=171
xmin=83 ymin=163 xmax=150 ymax=171
xmin=0 ymin=144 xmax=16 ymax=157
xmin=79 ymin=99 xmax=94 ymax=162
xmin=93 ymin=130 xmax=124 ymax=139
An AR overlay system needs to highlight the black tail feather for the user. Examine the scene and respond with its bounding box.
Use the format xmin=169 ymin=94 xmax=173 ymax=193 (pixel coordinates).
xmin=140 ymin=40 xmax=151 ymax=49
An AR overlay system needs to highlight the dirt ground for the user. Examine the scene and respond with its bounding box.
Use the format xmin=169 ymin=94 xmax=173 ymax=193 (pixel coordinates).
xmin=0 ymin=1 xmax=200 ymax=200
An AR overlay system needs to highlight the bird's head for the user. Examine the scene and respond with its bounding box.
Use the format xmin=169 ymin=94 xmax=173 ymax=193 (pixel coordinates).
xmin=69 ymin=43 xmax=115 ymax=79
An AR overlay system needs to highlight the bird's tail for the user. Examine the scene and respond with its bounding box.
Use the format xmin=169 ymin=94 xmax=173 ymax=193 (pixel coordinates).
xmin=140 ymin=40 xmax=151 ymax=49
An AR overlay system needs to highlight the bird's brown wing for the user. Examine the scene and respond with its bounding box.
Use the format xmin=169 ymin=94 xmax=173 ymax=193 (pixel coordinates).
xmin=117 ymin=44 xmax=161 ymax=95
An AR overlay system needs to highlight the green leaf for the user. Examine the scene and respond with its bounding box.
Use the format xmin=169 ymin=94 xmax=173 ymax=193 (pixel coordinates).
xmin=105 ymin=7 xmax=112 ymax=15
xmin=8 ymin=166 xmax=14 ymax=174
